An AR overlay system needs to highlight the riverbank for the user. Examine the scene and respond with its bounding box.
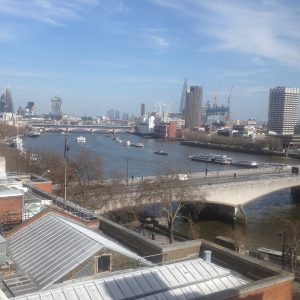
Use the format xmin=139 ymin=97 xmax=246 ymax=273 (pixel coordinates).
xmin=180 ymin=141 xmax=287 ymax=157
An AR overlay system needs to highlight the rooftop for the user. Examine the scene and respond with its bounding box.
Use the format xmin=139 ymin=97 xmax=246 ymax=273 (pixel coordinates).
xmin=10 ymin=257 xmax=248 ymax=300
xmin=4 ymin=212 xmax=149 ymax=296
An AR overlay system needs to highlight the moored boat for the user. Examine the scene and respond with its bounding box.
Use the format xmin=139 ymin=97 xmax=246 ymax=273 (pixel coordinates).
xmin=230 ymin=160 xmax=258 ymax=168
xmin=76 ymin=136 xmax=86 ymax=143
xmin=154 ymin=150 xmax=168 ymax=155
xmin=189 ymin=153 xmax=232 ymax=164
xmin=131 ymin=142 xmax=144 ymax=147
xmin=25 ymin=128 xmax=41 ymax=137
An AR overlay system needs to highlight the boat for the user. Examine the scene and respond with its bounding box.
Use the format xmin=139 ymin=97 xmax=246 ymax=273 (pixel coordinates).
xmin=213 ymin=155 xmax=232 ymax=164
xmin=131 ymin=142 xmax=144 ymax=147
xmin=76 ymin=136 xmax=86 ymax=143
xmin=125 ymin=140 xmax=130 ymax=146
xmin=154 ymin=150 xmax=168 ymax=155
xmin=189 ymin=153 xmax=214 ymax=162
xmin=230 ymin=160 xmax=258 ymax=168
xmin=25 ymin=128 xmax=41 ymax=137
xmin=189 ymin=153 xmax=232 ymax=164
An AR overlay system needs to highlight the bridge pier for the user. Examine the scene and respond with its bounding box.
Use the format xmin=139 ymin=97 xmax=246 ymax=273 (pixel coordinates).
xmin=291 ymin=186 xmax=300 ymax=202
xmin=235 ymin=205 xmax=247 ymax=222
xmin=182 ymin=203 xmax=247 ymax=224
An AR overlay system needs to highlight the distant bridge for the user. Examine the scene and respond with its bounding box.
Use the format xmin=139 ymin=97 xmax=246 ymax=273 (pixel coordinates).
xmin=93 ymin=166 xmax=300 ymax=221
xmin=32 ymin=124 xmax=133 ymax=134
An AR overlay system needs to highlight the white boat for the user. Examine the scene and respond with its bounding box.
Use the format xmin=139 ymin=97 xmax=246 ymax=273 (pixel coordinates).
xmin=131 ymin=142 xmax=144 ymax=147
xmin=189 ymin=153 xmax=214 ymax=162
xmin=76 ymin=136 xmax=86 ymax=143
xmin=125 ymin=140 xmax=130 ymax=146
xmin=189 ymin=153 xmax=232 ymax=164
xmin=230 ymin=160 xmax=258 ymax=168
xmin=213 ymin=155 xmax=232 ymax=164
xmin=26 ymin=128 xmax=41 ymax=137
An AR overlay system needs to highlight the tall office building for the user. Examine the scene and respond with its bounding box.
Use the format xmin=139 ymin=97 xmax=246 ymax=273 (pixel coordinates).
xmin=141 ymin=103 xmax=145 ymax=116
xmin=0 ymin=93 xmax=5 ymax=113
xmin=268 ymin=86 xmax=299 ymax=135
xmin=51 ymin=96 xmax=62 ymax=119
xmin=0 ymin=89 xmax=14 ymax=113
xmin=179 ymin=78 xmax=187 ymax=114
xmin=5 ymin=89 xmax=13 ymax=112
xmin=185 ymin=86 xmax=202 ymax=129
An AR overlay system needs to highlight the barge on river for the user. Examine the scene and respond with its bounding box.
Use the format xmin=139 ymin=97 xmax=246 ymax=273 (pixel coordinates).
xmin=189 ymin=153 xmax=259 ymax=168
xmin=189 ymin=153 xmax=232 ymax=164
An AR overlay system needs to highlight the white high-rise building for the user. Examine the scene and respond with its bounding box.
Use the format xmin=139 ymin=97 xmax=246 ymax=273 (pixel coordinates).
xmin=268 ymin=87 xmax=299 ymax=135
xmin=51 ymin=96 xmax=62 ymax=119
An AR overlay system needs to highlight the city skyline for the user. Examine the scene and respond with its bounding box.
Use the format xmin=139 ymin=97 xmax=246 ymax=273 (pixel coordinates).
xmin=0 ymin=0 xmax=299 ymax=120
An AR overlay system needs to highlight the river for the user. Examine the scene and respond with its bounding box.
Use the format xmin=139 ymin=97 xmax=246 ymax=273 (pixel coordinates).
xmin=23 ymin=132 xmax=300 ymax=252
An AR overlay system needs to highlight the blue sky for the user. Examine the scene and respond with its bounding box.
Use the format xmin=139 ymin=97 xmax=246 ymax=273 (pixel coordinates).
xmin=0 ymin=0 xmax=299 ymax=121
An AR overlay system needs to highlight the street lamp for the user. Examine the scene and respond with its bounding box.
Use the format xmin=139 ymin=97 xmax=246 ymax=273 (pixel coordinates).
xmin=152 ymin=198 xmax=156 ymax=240
xmin=279 ymin=229 xmax=286 ymax=269
xmin=41 ymin=169 xmax=50 ymax=178
xmin=126 ymin=157 xmax=129 ymax=186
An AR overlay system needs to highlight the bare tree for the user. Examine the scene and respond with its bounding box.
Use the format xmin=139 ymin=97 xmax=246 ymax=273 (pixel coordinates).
xmin=285 ymin=220 xmax=300 ymax=273
xmin=68 ymin=149 xmax=103 ymax=206
xmin=137 ymin=174 xmax=192 ymax=244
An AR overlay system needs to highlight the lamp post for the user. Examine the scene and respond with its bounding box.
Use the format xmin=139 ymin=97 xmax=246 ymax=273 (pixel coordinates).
xmin=64 ymin=133 xmax=69 ymax=209
xmin=152 ymin=198 xmax=156 ymax=240
xmin=126 ymin=157 xmax=129 ymax=187
xmin=279 ymin=229 xmax=286 ymax=269
xmin=41 ymin=169 xmax=50 ymax=178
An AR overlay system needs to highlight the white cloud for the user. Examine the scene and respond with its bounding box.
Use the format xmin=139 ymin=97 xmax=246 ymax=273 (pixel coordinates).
xmin=0 ymin=0 xmax=99 ymax=26
xmin=150 ymin=35 xmax=170 ymax=50
xmin=0 ymin=69 xmax=44 ymax=77
xmin=151 ymin=0 xmax=300 ymax=67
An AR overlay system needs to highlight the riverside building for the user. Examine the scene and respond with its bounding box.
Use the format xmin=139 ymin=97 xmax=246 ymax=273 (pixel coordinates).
xmin=268 ymin=86 xmax=299 ymax=135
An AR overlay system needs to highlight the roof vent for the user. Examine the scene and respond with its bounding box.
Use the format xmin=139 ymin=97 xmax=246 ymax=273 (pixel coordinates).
xmin=203 ymin=250 xmax=211 ymax=263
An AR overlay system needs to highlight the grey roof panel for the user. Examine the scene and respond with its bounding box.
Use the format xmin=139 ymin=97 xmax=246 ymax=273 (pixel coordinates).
xmin=84 ymin=283 xmax=105 ymax=300
xmin=114 ymin=275 xmax=135 ymax=298
xmin=103 ymin=278 xmax=124 ymax=300
xmin=7 ymin=213 xmax=147 ymax=292
xmin=12 ymin=257 xmax=248 ymax=300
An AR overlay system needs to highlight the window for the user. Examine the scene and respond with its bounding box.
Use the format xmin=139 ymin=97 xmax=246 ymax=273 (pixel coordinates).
xmin=96 ymin=254 xmax=111 ymax=273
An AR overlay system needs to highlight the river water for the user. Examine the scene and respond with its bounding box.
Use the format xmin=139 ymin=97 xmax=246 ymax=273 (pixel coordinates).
xmin=23 ymin=132 xmax=300 ymax=251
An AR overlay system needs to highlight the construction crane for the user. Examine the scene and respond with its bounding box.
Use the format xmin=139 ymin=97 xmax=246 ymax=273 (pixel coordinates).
xmin=227 ymin=86 xmax=234 ymax=121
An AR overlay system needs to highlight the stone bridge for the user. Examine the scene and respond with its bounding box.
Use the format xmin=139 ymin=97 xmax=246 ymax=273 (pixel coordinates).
xmin=32 ymin=124 xmax=133 ymax=133
xmin=94 ymin=166 xmax=300 ymax=221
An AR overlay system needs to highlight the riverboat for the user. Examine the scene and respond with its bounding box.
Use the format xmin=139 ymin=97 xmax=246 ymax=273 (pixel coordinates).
xmin=131 ymin=142 xmax=144 ymax=147
xmin=189 ymin=153 xmax=232 ymax=164
xmin=76 ymin=136 xmax=86 ymax=143
xmin=154 ymin=150 xmax=168 ymax=155
xmin=230 ymin=160 xmax=258 ymax=168
xmin=25 ymin=128 xmax=41 ymax=137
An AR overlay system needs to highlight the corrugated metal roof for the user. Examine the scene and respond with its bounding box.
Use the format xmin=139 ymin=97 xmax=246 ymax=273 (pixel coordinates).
xmin=7 ymin=213 xmax=149 ymax=293
xmin=13 ymin=258 xmax=248 ymax=300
